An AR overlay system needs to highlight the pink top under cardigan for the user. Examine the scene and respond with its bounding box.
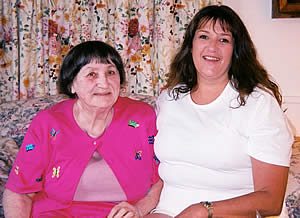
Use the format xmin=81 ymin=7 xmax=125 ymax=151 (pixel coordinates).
xmin=6 ymin=96 xmax=159 ymax=217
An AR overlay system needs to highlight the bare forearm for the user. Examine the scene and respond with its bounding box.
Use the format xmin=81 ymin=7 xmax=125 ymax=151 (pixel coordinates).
xmin=3 ymin=188 xmax=34 ymax=218
xmin=211 ymin=190 xmax=285 ymax=217
xmin=135 ymin=179 xmax=163 ymax=216
xmin=178 ymin=160 xmax=289 ymax=218
xmin=213 ymin=158 xmax=289 ymax=217
xmin=177 ymin=190 xmax=285 ymax=218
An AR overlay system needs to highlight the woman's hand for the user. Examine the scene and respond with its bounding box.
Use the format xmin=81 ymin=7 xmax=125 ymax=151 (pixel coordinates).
xmin=108 ymin=201 xmax=142 ymax=218
xmin=108 ymin=180 xmax=163 ymax=218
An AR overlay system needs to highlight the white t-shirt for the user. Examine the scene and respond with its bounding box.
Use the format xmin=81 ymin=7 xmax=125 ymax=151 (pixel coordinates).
xmin=154 ymin=83 xmax=293 ymax=216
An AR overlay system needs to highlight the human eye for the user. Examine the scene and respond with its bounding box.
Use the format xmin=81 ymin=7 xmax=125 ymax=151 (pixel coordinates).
xmin=199 ymin=34 xmax=208 ymax=40
xmin=87 ymin=71 xmax=96 ymax=77
xmin=220 ymin=38 xmax=230 ymax=43
xmin=195 ymin=30 xmax=208 ymax=40
xmin=107 ymin=67 xmax=118 ymax=75
xmin=107 ymin=71 xmax=116 ymax=75
xmin=219 ymin=35 xmax=232 ymax=44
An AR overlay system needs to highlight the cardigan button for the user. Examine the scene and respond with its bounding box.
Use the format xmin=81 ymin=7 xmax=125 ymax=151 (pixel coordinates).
xmin=93 ymin=141 xmax=97 ymax=145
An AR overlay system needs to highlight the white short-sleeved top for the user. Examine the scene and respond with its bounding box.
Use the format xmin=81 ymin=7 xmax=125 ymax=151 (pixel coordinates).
xmin=154 ymin=83 xmax=293 ymax=216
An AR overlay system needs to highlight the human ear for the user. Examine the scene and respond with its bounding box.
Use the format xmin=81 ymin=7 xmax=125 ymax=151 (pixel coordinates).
xmin=71 ymin=84 xmax=75 ymax=94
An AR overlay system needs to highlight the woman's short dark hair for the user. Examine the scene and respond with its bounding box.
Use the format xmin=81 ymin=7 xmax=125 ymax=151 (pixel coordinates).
xmin=167 ymin=5 xmax=282 ymax=106
xmin=58 ymin=41 xmax=125 ymax=98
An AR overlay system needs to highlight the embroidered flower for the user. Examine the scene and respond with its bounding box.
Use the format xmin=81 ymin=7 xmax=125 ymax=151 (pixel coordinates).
xmin=153 ymin=155 xmax=160 ymax=164
xmin=36 ymin=174 xmax=43 ymax=182
xmin=52 ymin=166 xmax=60 ymax=178
xmin=49 ymin=128 xmax=60 ymax=140
xmin=14 ymin=166 xmax=19 ymax=175
xmin=26 ymin=144 xmax=36 ymax=152
xmin=148 ymin=135 xmax=154 ymax=144
xmin=135 ymin=150 xmax=142 ymax=160
xmin=129 ymin=120 xmax=140 ymax=128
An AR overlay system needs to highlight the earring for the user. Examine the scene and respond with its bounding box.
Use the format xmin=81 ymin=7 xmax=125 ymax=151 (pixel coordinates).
xmin=234 ymin=50 xmax=239 ymax=59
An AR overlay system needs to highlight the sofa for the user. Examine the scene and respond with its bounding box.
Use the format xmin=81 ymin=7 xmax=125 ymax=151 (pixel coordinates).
xmin=0 ymin=94 xmax=299 ymax=217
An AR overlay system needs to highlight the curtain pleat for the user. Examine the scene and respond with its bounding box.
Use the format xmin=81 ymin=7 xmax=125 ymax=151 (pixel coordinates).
xmin=0 ymin=0 xmax=19 ymax=103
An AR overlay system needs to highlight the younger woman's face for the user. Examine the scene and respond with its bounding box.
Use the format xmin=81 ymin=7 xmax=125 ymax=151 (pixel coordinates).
xmin=192 ymin=20 xmax=234 ymax=84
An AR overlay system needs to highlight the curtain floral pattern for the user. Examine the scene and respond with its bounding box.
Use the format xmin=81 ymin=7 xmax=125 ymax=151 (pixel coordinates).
xmin=0 ymin=0 xmax=221 ymax=103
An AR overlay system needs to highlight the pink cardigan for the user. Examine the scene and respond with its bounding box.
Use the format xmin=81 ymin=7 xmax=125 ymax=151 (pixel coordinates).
xmin=6 ymin=97 xmax=159 ymax=217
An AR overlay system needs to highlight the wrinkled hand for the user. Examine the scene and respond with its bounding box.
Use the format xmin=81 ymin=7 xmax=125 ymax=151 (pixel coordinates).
xmin=107 ymin=201 xmax=142 ymax=218
xmin=175 ymin=204 xmax=206 ymax=218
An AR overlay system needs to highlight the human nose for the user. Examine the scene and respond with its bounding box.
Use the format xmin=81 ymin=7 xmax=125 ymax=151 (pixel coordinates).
xmin=96 ymin=73 xmax=109 ymax=88
xmin=207 ymin=39 xmax=217 ymax=51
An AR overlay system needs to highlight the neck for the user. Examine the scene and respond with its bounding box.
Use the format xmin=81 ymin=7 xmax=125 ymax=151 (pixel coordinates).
xmin=191 ymin=78 xmax=229 ymax=105
xmin=73 ymin=100 xmax=114 ymax=138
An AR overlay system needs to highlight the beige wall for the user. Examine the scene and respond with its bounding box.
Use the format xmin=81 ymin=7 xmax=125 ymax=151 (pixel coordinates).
xmin=223 ymin=0 xmax=300 ymax=136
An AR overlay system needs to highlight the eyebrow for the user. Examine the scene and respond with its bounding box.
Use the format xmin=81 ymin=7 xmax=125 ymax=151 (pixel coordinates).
xmin=84 ymin=64 xmax=116 ymax=70
xmin=196 ymin=29 xmax=232 ymax=37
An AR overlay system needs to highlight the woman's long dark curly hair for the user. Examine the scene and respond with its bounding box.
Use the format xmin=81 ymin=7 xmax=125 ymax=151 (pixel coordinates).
xmin=166 ymin=5 xmax=282 ymax=107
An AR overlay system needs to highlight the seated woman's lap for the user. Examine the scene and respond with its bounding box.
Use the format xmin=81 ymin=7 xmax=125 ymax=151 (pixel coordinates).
xmin=35 ymin=201 xmax=115 ymax=217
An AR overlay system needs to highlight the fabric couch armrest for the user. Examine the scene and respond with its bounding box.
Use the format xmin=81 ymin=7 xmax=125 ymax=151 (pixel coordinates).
xmin=0 ymin=137 xmax=19 ymax=217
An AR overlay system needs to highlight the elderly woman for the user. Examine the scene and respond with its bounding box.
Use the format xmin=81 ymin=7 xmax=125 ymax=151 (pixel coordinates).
xmin=147 ymin=5 xmax=293 ymax=218
xmin=3 ymin=41 xmax=161 ymax=217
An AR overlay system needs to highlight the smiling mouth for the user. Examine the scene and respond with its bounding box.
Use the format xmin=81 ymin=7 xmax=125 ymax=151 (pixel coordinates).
xmin=203 ymin=56 xmax=220 ymax=61
xmin=94 ymin=92 xmax=110 ymax=96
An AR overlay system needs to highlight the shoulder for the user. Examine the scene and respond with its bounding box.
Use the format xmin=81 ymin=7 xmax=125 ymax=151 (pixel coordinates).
xmin=116 ymin=96 xmax=156 ymax=115
xmin=33 ymin=99 xmax=74 ymax=121
xmin=114 ymin=97 xmax=157 ymax=129
xmin=244 ymin=88 xmax=291 ymax=137
xmin=156 ymin=87 xmax=191 ymax=116
xmin=158 ymin=85 xmax=188 ymax=101
xmin=247 ymin=87 xmax=281 ymax=111
xmin=245 ymin=88 xmax=293 ymax=166
xmin=157 ymin=86 xmax=189 ymax=105
xmin=47 ymin=99 xmax=75 ymax=111
xmin=230 ymin=88 xmax=284 ymax=124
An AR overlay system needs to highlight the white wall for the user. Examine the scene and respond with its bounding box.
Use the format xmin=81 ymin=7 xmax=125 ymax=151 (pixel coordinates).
xmin=223 ymin=0 xmax=300 ymax=136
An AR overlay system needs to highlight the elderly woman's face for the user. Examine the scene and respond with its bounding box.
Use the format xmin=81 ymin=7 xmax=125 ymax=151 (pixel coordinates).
xmin=71 ymin=60 xmax=120 ymax=110
xmin=192 ymin=20 xmax=233 ymax=83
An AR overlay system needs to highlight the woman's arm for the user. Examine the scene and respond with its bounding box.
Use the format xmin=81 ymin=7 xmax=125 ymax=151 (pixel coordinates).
xmin=134 ymin=179 xmax=163 ymax=216
xmin=3 ymin=188 xmax=35 ymax=218
xmin=176 ymin=158 xmax=289 ymax=218
xmin=108 ymin=179 xmax=163 ymax=218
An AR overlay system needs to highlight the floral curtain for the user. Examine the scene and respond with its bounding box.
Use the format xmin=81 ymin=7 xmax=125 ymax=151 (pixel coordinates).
xmin=0 ymin=0 xmax=221 ymax=103
xmin=0 ymin=1 xmax=19 ymax=102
